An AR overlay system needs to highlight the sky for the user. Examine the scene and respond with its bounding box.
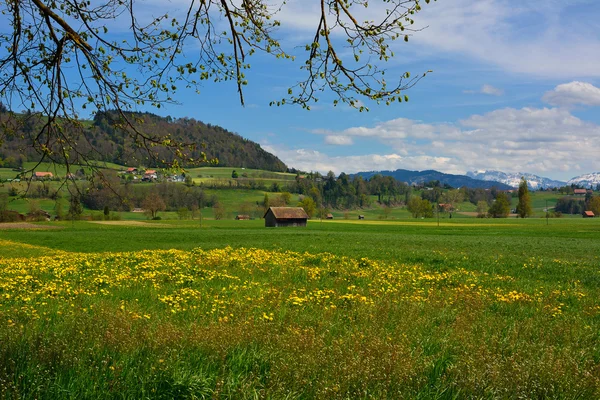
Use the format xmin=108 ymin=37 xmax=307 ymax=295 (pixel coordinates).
xmin=7 ymin=0 xmax=600 ymax=181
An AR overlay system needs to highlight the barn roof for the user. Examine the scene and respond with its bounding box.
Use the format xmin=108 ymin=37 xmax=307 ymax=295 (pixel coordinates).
xmin=265 ymin=207 xmax=308 ymax=220
xmin=584 ymin=211 xmax=595 ymax=217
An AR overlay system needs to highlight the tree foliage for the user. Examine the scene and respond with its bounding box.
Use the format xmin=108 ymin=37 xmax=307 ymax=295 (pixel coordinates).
xmin=488 ymin=192 xmax=511 ymax=218
xmin=0 ymin=0 xmax=435 ymax=173
xmin=516 ymin=177 xmax=532 ymax=218
xmin=588 ymin=196 xmax=600 ymax=216
xmin=298 ymin=196 xmax=316 ymax=218
xmin=406 ymin=196 xmax=433 ymax=218
xmin=143 ymin=190 xmax=166 ymax=219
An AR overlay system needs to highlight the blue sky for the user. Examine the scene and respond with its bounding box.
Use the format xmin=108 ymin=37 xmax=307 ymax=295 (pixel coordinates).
xmin=5 ymin=0 xmax=600 ymax=180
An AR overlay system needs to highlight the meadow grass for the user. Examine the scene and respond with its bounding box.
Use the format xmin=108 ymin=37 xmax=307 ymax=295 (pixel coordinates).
xmin=1 ymin=218 xmax=600 ymax=398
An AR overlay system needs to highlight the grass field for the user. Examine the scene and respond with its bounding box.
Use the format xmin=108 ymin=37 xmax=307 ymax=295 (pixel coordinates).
xmin=1 ymin=218 xmax=600 ymax=398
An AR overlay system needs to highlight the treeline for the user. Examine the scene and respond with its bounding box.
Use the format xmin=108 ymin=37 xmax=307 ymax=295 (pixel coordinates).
xmin=555 ymin=195 xmax=600 ymax=215
xmin=80 ymin=179 xmax=218 ymax=213
xmin=0 ymin=109 xmax=287 ymax=172
xmin=291 ymin=172 xmax=411 ymax=209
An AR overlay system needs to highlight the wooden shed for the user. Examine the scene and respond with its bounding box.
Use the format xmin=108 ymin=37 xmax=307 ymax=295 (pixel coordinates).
xmin=326 ymin=213 xmax=334 ymax=220
xmin=583 ymin=211 xmax=595 ymax=218
xmin=236 ymin=215 xmax=251 ymax=220
xmin=358 ymin=215 xmax=365 ymax=220
xmin=264 ymin=207 xmax=308 ymax=227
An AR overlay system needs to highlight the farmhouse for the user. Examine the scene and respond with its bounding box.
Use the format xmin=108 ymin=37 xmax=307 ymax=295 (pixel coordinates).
xmin=264 ymin=207 xmax=308 ymax=227
xmin=583 ymin=211 xmax=595 ymax=218
xmin=143 ymin=170 xmax=158 ymax=181
xmin=33 ymin=171 xmax=53 ymax=180
xmin=574 ymin=189 xmax=587 ymax=195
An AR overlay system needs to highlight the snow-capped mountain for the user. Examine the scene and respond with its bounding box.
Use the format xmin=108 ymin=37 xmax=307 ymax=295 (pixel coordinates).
xmin=567 ymin=173 xmax=600 ymax=188
xmin=466 ymin=170 xmax=566 ymax=190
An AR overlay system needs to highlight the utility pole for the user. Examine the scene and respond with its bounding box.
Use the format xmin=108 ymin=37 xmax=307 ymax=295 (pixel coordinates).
xmin=546 ymin=199 xmax=549 ymax=226
xmin=437 ymin=203 xmax=440 ymax=227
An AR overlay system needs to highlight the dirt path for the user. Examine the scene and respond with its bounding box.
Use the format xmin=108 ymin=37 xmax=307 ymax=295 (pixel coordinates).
xmin=88 ymin=221 xmax=171 ymax=227
xmin=0 ymin=223 xmax=63 ymax=230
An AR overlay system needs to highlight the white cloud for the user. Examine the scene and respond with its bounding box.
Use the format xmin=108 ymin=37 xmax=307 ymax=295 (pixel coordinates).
xmin=299 ymin=104 xmax=600 ymax=180
xmin=542 ymin=81 xmax=600 ymax=107
xmin=464 ymin=84 xmax=504 ymax=96
xmin=275 ymin=0 xmax=600 ymax=78
xmin=481 ymin=84 xmax=504 ymax=96
xmin=261 ymin=146 xmax=459 ymax=175
xmin=324 ymin=135 xmax=353 ymax=145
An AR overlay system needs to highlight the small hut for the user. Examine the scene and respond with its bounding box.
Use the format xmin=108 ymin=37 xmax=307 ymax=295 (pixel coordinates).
xmin=236 ymin=215 xmax=251 ymax=220
xmin=583 ymin=211 xmax=595 ymax=218
xmin=358 ymin=215 xmax=365 ymax=220
xmin=264 ymin=207 xmax=308 ymax=227
xmin=326 ymin=213 xmax=334 ymax=220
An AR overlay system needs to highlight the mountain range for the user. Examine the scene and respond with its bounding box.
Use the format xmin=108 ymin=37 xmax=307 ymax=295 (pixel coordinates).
xmin=354 ymin=169 xmax=514 ymax=190
xmin=353 ymin=169 xmax=600 ymax=190
xmin=466 ymin=171 xmax=566 ymax=190
xmin=567 ymin=173 xmax=600 ymax=189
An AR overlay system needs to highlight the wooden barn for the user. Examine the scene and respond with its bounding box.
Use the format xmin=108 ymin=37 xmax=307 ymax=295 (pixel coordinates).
xmin=583 ymin=211 xmax=595 ymax=218
xmin=264 ymin=207 xmax=308 ymax=227
xmin=326 ymin=213 xmax=334 ymax=220
xmin=236 ymin=215 xmax=251 ymax=220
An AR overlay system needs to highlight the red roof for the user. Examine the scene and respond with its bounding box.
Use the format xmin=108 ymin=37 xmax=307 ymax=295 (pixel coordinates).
xmin=34 ymin=172 xmax=53 ymax=177
xmin=584 ymin=211 xmax=595 ymax=217
xmin=145 ymin=170 xmax=156 ymax=175
xmin=127 ymin=167 xmax=137 ymax=172
xmin=574 ymin=189 xmax=587 ymax=194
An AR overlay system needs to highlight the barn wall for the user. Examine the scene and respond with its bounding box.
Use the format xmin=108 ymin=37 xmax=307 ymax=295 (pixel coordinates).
xmin=265 ymin=212 xmax=277 ymax=227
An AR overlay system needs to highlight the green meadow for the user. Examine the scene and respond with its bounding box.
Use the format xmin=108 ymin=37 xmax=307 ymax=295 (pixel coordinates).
xmin=1 ymin=217 xmax=600 ymax=398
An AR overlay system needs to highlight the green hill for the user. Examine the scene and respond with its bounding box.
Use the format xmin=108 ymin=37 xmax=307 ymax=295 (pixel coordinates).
xmin=0 ymin=110 xmax=288 ymax=172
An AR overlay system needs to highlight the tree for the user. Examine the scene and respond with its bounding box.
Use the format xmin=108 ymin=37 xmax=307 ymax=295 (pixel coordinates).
xmin=0 ymin=193 xmax=7 ymax=212
xmin=68 ymin=195 xmax=83 ymax=220
xmin=1 ymin=0 xmax=434 ymax=172
xmin=407 ymin=197 xmax=422 ymax=218
xmin=231 ymin=170 xmax=239 ymax=179
xmin=419 ymin=199 xmax=434 ymax=218
xmin=588 ymin=196 xmax=600 ymax=216
xmin=279 ymin=192 xmax=292 ymax=206
xmin=406 ymin=197 xmax=433 ymax=218
xmin=488 ymin=193 xmax=511 ymax=218
xmin=298 ymin=196 xmax=316 ymax=219
xmin=516 ymin=177 xmax=533 ymax=218
xmin=213 ymin=202 xmax=225 ymax=220
xmin=476 ymin=200 xmax=488 ymax=218
xmin=142 ymin=191 xmax=166 ymax=219
xmin=441 ymin=189 xmax=464 ymax=217
xmin=177 ymin=207 xmax=190 ymax=220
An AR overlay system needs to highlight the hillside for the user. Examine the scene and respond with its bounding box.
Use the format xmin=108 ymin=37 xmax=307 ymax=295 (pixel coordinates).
xmin=0 ymin=110 xmax=288 ymax=172
xmin=354 ymin=169 xmax=513 ymax=190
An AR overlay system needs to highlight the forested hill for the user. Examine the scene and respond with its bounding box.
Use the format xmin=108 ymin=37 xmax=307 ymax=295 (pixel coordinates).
xmin=0 ymin=110 xmax=288 ymax=172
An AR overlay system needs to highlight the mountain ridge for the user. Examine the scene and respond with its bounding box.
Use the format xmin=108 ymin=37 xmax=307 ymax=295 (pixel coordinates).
xmin=466 ymin=170 xmax=566 ymax=189
xmin=0 ymin=110 xmax=288 ymax=172
xmin=353 ymin=169 xmax=513 ymax=190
